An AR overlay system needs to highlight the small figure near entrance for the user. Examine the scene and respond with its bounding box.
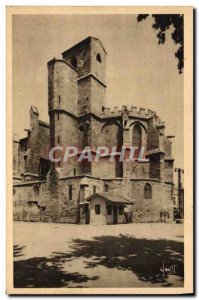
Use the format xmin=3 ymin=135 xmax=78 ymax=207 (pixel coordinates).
xmin=124 ymin=205 xmax=133 ymax=223
xmin=79 ymin=202 xmax=90 ymax=224
xmin=124 ymin=205 xmax=129 ymax=223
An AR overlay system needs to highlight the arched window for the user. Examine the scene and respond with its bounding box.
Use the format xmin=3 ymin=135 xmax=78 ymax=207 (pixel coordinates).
xmin=144 ymin=183 xmax=152 ymax=199
xmin=96 ymin=53 xmax=102 ymax=63
xmin=71 ymin=56 xmax=77 ymax=69
xmin=133 ymin=124 xmax=142 ymax=148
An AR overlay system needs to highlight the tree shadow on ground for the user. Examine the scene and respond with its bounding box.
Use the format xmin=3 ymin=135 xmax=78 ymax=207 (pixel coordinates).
xmin=14 ymin=234 xmax=184 ymax=288
xmin=13 ymin=245 xmax=98 ymax=288
xmin=52 ymin=234 xmax=184 ymax=286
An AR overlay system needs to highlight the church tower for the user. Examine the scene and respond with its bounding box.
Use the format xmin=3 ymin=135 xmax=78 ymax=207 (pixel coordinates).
xmin=47 ymin=57 xmax=79 ymax=175
xmin=62 ymin=36 xmax=107 ymax=116
xmin=47 ymin=37 xmax=106 ymax=176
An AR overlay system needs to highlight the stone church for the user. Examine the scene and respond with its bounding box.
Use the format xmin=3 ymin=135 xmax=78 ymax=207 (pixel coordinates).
xmin=13 ymin=36 xmax=174 ymax=224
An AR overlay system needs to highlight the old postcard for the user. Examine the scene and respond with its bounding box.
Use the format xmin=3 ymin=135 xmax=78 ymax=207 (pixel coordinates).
xmin=7 ymin=6 xmax=193 ymax=295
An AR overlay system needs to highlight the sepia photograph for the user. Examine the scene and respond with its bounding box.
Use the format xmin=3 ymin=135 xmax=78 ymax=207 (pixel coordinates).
xmin=6 ymin=6 xmax=193 ymax=295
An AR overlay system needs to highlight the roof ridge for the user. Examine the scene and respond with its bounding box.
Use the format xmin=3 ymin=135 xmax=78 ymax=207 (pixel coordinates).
xmin=85 ymin=192 xmax=134 ymax=204
xmin=62 ymin=36 xmax=107 ymax=56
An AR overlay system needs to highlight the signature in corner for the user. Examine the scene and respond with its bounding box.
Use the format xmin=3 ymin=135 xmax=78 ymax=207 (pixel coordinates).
xmin=160 ymin=261 xmax=176 ymax=277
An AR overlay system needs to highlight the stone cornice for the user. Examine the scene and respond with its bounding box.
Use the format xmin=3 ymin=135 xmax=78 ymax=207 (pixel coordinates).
xmin=78 ymin=73 xmax=106 ymax=88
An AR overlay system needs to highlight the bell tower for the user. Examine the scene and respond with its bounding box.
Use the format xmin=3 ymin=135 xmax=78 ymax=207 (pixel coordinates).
xmin=62 ymin=36 xmax=107 ymax=116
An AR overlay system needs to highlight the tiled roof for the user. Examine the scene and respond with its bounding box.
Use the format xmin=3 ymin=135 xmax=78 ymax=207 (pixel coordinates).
xmin=85 ymin=193 xmax=134 ymax=204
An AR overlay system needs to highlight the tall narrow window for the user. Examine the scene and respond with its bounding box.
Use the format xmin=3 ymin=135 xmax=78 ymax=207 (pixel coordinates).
xmin=69 ymin=185 xmax=73 ymax=200
xmin=93 ymin=185 xmax=96 ymax=193
xmin=133 ymin=124 xmax=142 ymax=148
xmin=74 ymin=168 xmax=76 ymax=176
xmin=144 ymin=183 xmax=152 ymax=199
xmin=24 ymin=156 xmax=27 ymax=171
xmin=104 ymin=184 xmax=108 ymax=193
xmin=95 ymin=204 xmax=100 ymax=215
xmin=58 ymin=95 xmax=61 ymax=107
xmin=80 ymin=185 xmax=85 ymax=202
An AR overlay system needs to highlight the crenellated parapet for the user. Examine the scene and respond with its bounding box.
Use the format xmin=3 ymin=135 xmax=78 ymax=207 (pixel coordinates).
xmin=100 ymin=105 xmax=166 ymax=134
xmin=101 ymin=105 xmax=156 ymax=119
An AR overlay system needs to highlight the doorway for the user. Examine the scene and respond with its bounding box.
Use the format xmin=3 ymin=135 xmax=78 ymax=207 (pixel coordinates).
xmin=85 ymin=203 xmax=90 ymax=224
xmin=113 ymin=204 xmax=118 ymax=224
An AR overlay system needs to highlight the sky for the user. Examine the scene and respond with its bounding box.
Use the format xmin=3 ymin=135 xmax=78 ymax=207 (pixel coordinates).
xmin=12 ymin=14 xmax=184 ymax=175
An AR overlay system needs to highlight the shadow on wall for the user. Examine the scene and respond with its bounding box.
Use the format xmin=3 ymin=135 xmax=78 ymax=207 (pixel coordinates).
xmin=14 ymin=235 xmax=184 ymax=288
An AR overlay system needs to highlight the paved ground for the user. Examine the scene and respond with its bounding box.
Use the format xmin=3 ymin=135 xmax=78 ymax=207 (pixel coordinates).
xmin=13 ymin=222 xmax=184 ymax=288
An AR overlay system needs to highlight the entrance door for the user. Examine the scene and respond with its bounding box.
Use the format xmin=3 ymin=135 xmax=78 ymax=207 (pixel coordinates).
xmin=85 ymin=203 xmax=90 ymax=224
xmin=113 ymin=204 xmax=118 ymax=224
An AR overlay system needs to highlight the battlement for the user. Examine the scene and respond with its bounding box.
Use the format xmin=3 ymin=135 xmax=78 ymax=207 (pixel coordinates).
xmin=100 ymin=105 xmax=157 ymax=119
xmin=154 ymin=115 xmax=165 ymax=127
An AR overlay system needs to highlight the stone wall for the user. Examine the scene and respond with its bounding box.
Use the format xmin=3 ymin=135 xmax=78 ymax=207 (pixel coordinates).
xmin=78 ymin=116 xmax=91 ymax=149
xmin=149 ymin=153 xmax=161 ymax=180
xmin=130 ymin=180 xmax=173 ymax=223
xmin=15 ymin=108 xmax=50 ymax=182
xmin=124 ymin=161 xmax=150 ymax=179
xmin=13 ymin=139 xmax=20 ymax=179
xmin=90 ymin=116 xmax=103 ymax=147
xmin=62 ymin=38 xmax=91 ymax=78
xmin=13 ymin=181 xmax=45 ymax=221
xmin=19 ymin=138 xmax=27 ymax=176
xmin=90 ymin=76 xmax=106 ymax=115
xmin=56 ymin=113 xmax=78 ymax=175
xmin=147 ymin=119 xmax=160 ymax=150
xmin=164 ymin=160 xmax=174 ymax=183
xmin=38 ymin=123 xmax=50 ymax=160
xmin=78 ymin=77 xmax=91 ymax=114
xmin=48 ymin=59 xmax=78 ymax=115
xmin=92 ymin=158 xmax=116 ymax=178
xmin=13 ymin=175 xmax=173 ymax=223
xmin=90 ymin=38 xmax=106 ymax=84
xmin=160 ymin=135 xmax=172 ymax=155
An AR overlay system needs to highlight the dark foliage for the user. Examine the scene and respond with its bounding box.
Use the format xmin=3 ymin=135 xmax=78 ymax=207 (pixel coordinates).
xmin=137 ymin=14 xmax=184 ymax=73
